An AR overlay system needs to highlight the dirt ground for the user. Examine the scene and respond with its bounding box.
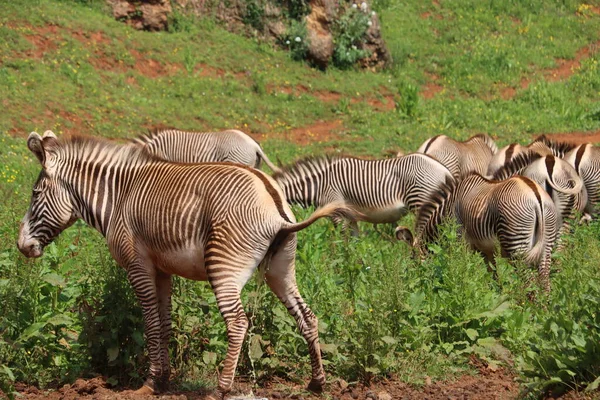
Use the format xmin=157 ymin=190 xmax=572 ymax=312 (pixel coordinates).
xmin=7 ymin=360 xmax=595 ymax=400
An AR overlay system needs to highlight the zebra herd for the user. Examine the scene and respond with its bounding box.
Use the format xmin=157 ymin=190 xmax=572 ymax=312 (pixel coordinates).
xmin=16 ymin=128 xmax=599 ymax=398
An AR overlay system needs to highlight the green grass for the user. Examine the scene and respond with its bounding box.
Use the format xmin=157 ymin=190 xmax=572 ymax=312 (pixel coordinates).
xmin=1 ymin=0 xmax=600 ymax=397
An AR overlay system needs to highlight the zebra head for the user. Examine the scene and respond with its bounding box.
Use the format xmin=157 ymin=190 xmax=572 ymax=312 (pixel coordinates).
xmin=18 ymin=131 xmax=77 ymax=258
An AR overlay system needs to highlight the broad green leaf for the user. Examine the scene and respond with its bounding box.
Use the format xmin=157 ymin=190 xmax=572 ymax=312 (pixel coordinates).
xmin=17 ymin=322 xmax=47 ymax=342
xmin=42 ymin=272 xmax=66 ymax=288
xmin=46 ymin=314 xmax=73 ymax=326
xmin=585 ymin=376 xmax=600 ymax=392
xmin=320 ymin=342 xmax=338 ymax=354
xmin=107 ymin=347 xmax=119 ymax=362
xmin=381 ymin=336 xmax=397 ymax=345
xmin=465 ymin=329 xmax=479 ymax=341
xmin=203 ymin=351 xmax=217 ymax=366
xmin=249 ymin=334 xmax=263 ymax=360
xmin=1 ymin=365 xmax=14 ymax=381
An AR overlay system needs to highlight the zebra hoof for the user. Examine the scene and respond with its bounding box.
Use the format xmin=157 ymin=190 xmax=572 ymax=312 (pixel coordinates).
xmin=307 ymin=377 xmax=325 ymax=393
xmin=133 ymin=384 xmax=155 ymax=395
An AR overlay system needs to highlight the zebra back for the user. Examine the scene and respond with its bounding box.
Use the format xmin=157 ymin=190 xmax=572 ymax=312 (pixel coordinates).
xmin=468 ymin=134 xmax=499 ymax=155
xmin=492 ymin=151 xmax=543 ymax=181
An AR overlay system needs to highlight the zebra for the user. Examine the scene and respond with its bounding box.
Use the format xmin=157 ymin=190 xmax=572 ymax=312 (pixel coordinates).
xmin=492 ymin=151 xmax=585 ymax=238
xmin=563 ymin=143 xmax=600 ymax=219
xmin=133 ymin=127 xmax=281 ymax=172
xmin=416 ymin=134 xmax=498 ymax=179
xmin=396 ymin=174 xmax=558 ymax=292
xmin=272 ymin=153 xmax=455 ymax=231
xmin=17 ymin=131 xmax=356 ymax=399
xmin=486 ymin=140 xmax=554 ymax=177
xmin=530 ymin=136 xmax=600 ymax=219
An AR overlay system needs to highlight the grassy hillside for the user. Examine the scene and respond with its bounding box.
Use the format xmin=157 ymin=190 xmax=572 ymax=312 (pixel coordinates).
xmin=1 ymin=0 xmax=600 ymax=398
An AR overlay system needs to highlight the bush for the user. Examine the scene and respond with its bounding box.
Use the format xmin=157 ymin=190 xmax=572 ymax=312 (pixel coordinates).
xmin=332 ymin=7 xmax=371 ymax=69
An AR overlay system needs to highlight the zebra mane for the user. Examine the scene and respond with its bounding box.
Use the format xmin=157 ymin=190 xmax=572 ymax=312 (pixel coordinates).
xmin=531 ymin=135 xmax=578 ymax=157
xmin=492 ymin=150 xmax=543 ymax=181
xmin=467 ymin=134 xmax=498 ymax=154
xmin=415 ymin=175 xmax=458 ymax=244
xmin=56 ymin=134 xmax=155 ymax=164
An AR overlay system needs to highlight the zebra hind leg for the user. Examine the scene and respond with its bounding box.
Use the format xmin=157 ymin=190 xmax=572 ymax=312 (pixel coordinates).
xmin=126 ymin=264 xmax=165 ymax=395
xmin=264 ymin=233 xmax=326 ymax=393
xmin=156 ymin=272 xmax=173 ymax=391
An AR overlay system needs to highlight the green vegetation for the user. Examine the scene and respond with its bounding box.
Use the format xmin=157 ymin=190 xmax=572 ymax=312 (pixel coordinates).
xmin=1 ymin=0 xmax=600 ymax=398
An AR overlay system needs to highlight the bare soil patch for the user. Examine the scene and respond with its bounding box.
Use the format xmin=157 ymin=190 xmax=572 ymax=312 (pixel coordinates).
xmin=285 ymin=119 xmax=344 ymax=145
xmin=70 ymin=29 xmax=111 ymax=46
xmin=422 ymin=73 xmax=443 ymax=99
xmin=23 ymin=25 xmax=60 ymax=59
xmin=12 ymin=362 xmax=522 ymax=400
xmin=539 ymin=130 xmax=600 ymax=145
xmin=130 ymin=49 xmax=182 ymax=78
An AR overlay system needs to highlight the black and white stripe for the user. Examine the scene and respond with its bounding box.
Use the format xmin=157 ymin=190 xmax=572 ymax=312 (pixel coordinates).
xmin=416 ymin=134 xmax=498 ymax=179
xmin=273 ymin=153 xmax=455 ymax=226
xmin=133 ymin=128 xmax=281 ymax=172
xmin=18 ymin=132 xmax=355 ymax=398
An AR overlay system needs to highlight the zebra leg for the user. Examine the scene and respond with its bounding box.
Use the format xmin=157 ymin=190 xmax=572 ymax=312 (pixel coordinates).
xmin=127 ymin=265 xmax=164 ymax=395
xmin=264 ymin=234 xmax=326 ymax=393
xmin=156 ymin=271 xmax=173 ymax=390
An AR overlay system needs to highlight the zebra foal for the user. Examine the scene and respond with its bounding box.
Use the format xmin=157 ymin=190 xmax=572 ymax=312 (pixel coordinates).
xmin=416 ymin=134 xmax=498 ymax=179
xmin=17 ymin=131 xmax=355 ymax=398
xmin=396 ymin=174 xmax=558 ymax=292
xmin=134 ymin=127 xmax=281 ymax=172
xmin=273 ymin=153 xmax=455 ymax=230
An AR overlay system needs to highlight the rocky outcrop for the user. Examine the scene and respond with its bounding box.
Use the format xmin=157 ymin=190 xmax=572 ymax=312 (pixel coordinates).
xmin=305 ymin=0 xmax=336 ymax=69
xmin=359 ymin=11 xmax=391 ymax=69
xmin=108 ymin=0 xmax=172 ymax=31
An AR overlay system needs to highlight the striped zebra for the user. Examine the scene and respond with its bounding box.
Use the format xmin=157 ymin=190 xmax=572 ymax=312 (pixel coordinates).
xmin=17 ymin=131 xmax=356 ymax=398
xmin=273 ymin=153 xmax=455 ymax=230
xmin=416 ymin=134 xmax=498 ymax=179
xmin=531 ymin=136 xmax=600 ymax=219
xmin=486 ymin=141 xmax=553 ymax=177
xmin=396 ymin=174 xmax=558 ymax=292
xmin=492 ymin=151 xmax=585 ymax=238
xmin=133 ymin=128 xmax=281 ymax=172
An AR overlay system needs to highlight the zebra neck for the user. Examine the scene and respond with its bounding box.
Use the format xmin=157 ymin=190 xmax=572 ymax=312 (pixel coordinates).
xmin=276 ymin=172 xmax=322 ymax=207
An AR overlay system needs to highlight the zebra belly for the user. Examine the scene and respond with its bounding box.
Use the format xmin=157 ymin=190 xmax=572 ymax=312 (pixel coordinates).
xmin=153 ymin=247 xmax=208 ymax=281
xmin=357 ymin=204 xmax=407 ymax=224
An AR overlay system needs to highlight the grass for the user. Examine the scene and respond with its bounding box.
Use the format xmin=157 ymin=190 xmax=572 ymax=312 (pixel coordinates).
xmin=1 ymin=0 xmax=600 ymax=397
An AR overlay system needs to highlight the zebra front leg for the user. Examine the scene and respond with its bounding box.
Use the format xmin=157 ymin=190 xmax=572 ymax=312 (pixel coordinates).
xmin=127 ymin=265 xmax=164 ymax=395
xmin=156 ymin=271 xmax=173 ymax=390
xmin=264 ymin=234 xmax=326 ymax=393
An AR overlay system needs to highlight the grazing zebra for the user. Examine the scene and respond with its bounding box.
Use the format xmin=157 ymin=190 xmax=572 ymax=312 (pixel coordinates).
xmin=396 ymin=174 xmax=558 ymax=292
xmin=492 ymin=151 xmax=585 ymax=237
xmin=563 ymin=143 xmax=600 ymax=218
xmin=133 ymin=128 xmax=281 ymax=172
xmin=18 ymin=131 xmax=356 ymax=399
xmin=273 ymin=153 xmax=455 ymax=230
xmin=416 ymin=134 xmax=498 ymax=179
xmin=531 ymin=136 xmax=600 ymax=219
xmin=486 ymin=140 xmax=554 ymax=177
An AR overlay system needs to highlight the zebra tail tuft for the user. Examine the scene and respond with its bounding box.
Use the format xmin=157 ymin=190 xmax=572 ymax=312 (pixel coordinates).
xmin=281 ymin=202 xmax=362 ymax=234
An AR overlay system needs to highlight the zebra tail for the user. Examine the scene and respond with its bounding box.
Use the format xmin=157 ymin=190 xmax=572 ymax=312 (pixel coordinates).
xmin=281 ymin=202 xmax=360 ymax=234
xmin=527 ymin=200 xmax=546 ymax=265
xmin=546 ymin=171 xmax=583 ymax=195
xmin=257 ymin=150 xmax=281 ymax=173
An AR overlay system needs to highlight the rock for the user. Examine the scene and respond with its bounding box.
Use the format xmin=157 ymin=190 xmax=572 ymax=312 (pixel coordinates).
xmin=351 ymin=389 xmax=360 ymax=399
xmin=107 ymin=0 xmax=172 ymax=31
xmin=337 ymin=378 xmax=349 ymax=392
xmin=378 ymin=391 xmax=392 ymax=400
xmin=366 ymin=390 xmax=377 ymax=399
xmin=425 ymin=376 xmax=432 ymax=386
xmin=305 ymin=0 xmax=336 ymax=68
xmin=359 ymin=9 xmax=391 ymax=69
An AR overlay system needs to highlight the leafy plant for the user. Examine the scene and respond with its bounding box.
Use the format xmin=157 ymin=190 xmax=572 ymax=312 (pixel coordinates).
xmin=332 ymin=7 xmax=371 ymax=69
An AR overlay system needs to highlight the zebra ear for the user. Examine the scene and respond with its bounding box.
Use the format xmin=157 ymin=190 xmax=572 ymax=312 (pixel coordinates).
xmin=27 ymin=132 xmax=45 ymax=165
xmin=42 ymin=130 xmax=59 ymax=150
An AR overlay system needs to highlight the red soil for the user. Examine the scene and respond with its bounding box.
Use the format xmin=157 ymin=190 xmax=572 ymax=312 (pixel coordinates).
xmin=286 ymin=119 xmax=344 ymax=145
xmin=539 ymin=130 xmax=600 ymax=145
xmin=422 ymin=73 xmax=444 ymax=99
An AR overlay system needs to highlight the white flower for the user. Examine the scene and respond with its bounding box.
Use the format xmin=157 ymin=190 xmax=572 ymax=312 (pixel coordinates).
xmin=360 ymin=1 xmax=368 ymax=12
xmin=367 ymin=20 xmax=372 ymax=26
xmin=351 ymin=45 xmax=357 ymax=50
xmin=285 ymin=40 xmax=290 ymax=45
xmin=294 ymin=36 xmax=302 ymax=42
xmin=351 ymin=3 xmax=358 ymax=8
xmin=371 ymin=10 xmax=376 ymax=16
